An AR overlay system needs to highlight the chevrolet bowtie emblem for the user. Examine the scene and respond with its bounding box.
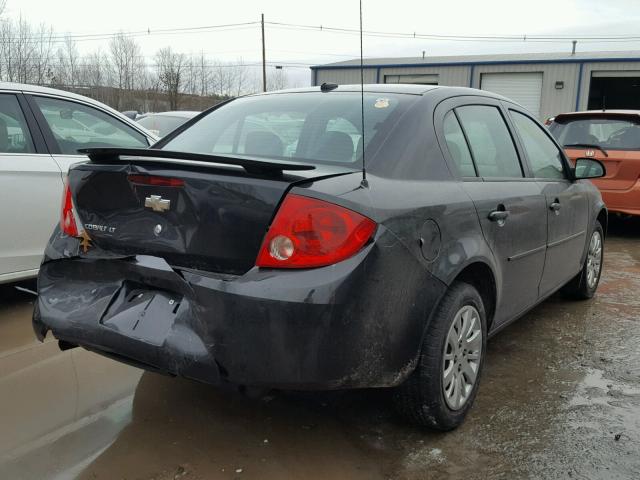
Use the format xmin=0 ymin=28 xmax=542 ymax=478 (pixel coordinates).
xmin=145 ymin=195 xmax=171 ymax=212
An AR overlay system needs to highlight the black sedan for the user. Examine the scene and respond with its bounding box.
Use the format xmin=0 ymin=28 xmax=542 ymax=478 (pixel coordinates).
xmin=33 ymin=84 xmax=607 ymax=430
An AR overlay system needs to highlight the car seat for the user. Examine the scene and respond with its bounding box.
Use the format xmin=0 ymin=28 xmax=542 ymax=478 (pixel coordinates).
xmin=244 ymin=131 xmax=284 ymax=157
xmin=313 ymin=131 xmax=354 ymax=162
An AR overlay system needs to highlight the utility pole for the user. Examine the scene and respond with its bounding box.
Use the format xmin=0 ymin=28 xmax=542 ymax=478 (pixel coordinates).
xmin=261 ymin=13 xmax=267 ymax=92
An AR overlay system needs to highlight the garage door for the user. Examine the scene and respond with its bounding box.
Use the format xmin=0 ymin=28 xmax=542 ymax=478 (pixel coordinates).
xmin=480 ymin=72 xmax=543 ymax=118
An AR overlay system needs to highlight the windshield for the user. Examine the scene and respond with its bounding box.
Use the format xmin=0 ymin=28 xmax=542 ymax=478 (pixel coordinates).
xmin=549 ymin=117 xmax=640 ymax=150
xmin=138 ymin=114 xmax=192 ymax=137
xmin=162 ymin=92 xmax=413 ymax=168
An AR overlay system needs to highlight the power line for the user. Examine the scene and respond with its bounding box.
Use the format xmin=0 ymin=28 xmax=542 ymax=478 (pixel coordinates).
xmin=6 ymin=17 xmax=640 ymax=46
xmin=265 ymin=21 xmax=640 ymax=43
xmin=0 ymin=21 xmax=260 ymax=43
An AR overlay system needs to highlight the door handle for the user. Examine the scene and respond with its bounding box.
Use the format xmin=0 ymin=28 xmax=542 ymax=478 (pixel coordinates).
xmin=549 ymin=200 xmax=561 ymax=212
xmin=488 ymin=210 xmax=510 ymax=223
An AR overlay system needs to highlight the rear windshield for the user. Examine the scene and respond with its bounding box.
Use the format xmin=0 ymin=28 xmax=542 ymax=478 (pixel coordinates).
xmin=162 ymin=92 xmax=415 ymax=168
xmin=549 ymin=117 xmax=640 ymax=150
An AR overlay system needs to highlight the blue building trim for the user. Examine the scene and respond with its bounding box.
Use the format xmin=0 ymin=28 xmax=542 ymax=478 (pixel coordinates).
xmin=376 ymin=67 xmax=381 ymax=83
xmin=575 ymin=62 xmax=584 ymax=111
xmin=469 ymin=64 xmax=475 ymax=88
xmin=312 ymin=68 xmax=317 ymax=86
xmin=309 ymin=56 xmax=640 ymax=71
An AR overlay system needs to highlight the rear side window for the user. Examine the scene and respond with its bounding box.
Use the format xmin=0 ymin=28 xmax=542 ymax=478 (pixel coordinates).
xmin=456 ymin=105 xmax=523 ymax=178
xmin=443 ymin=111 xmax=475 ymax=177
xmin=0 ymin=94 xmax=35 ymax=154
xmin=511 ymin=111 xmax=565 ymax=180
xmin=32 ymin=96 xmax=148 ymax=154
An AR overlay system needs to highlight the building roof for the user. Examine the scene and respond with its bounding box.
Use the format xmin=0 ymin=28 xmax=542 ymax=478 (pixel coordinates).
xmin=312 ymin=50 xmax=640 ymax=69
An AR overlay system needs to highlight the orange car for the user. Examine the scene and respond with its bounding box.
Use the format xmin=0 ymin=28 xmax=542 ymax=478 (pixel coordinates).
xmin=549 ymin=110 xmax=640 ymax=216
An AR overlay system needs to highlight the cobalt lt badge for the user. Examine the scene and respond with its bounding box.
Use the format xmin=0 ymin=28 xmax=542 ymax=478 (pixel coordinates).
xmin=145 ymin=195 xmax=170 ymax=212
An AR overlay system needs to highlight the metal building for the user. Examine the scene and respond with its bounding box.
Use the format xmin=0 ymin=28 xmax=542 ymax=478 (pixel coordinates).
xmin=310 ymin=51 xmax=640 ymax=120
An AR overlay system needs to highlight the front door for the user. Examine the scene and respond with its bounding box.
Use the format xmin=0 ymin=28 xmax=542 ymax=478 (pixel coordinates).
xmin=441 ymin=103 xmax=548 ymax=325
xmin=0 ymin=93 xmax=62 ymax=280
xmin=508 ymin=109 xmax=589 ymax=296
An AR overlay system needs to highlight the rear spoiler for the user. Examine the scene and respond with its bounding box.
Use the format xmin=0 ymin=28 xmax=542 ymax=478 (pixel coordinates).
xmin=78 ymin=148 xmax=316 ymax=175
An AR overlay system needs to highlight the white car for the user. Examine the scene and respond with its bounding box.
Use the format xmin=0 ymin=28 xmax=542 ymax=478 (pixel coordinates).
xmin=0 ymin=82 xmax=157 ymax=284
xmin=136 ymin=110 xmax=200 ymax=138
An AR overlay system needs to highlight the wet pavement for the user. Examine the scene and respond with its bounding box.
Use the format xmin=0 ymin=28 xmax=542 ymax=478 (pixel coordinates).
xmin=1 ymin=219 xmax=639 ymax=480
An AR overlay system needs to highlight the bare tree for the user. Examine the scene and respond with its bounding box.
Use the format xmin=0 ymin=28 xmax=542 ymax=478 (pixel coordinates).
xmin=155 ymin=46 xmax=186 ymax=110
xmin=197 ymin=51 xmax=210 ymax=96
xmin=0 ymin=6 xmax=229 ymax=110
xmin=2 ymin=15 xmax=36 ymax=83
xmin=109 ymin=32 xmax=143 ymax=108
xmin=32 ymin=23 xmax=55 ymax=85
xmin=233 ymin=59 xmax=249 ymax=96
xmin=268 ymin=67 xmax=289 ymax=91
xmin=54 ymin=35 xmax=80 ymax=87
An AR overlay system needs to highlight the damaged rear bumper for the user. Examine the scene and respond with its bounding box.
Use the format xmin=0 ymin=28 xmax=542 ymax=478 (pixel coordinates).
xmin=34 ymin=229 xmax=446 ymax=390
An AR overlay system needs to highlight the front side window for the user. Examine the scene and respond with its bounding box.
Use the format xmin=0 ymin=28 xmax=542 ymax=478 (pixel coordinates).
xmin=0 ymin=94 xmax=35 ymax=154
xmin=32 ymin=96 xmax=147 ymax=154
xmin=511 ymin=110 xmax=565 ymax=180
xmin=455 ymin=105 xmax=523 ymax=178
xmin=442 ymin=111 xmax=475 ymax=177
xmin=163 ymin=92 xmax=413 ymax=167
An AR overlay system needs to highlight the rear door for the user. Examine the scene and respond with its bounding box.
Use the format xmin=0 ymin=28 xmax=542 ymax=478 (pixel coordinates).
xmin=0 ymin=92 xmax=61 ymax=279
xmin=509 ymin=108 xmax=589 ymax=296
xmin=437 ymin=98 xmax=548 ymax=325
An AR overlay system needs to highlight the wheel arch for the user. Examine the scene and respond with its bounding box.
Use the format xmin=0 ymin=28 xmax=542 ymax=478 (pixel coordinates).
xmin=597 ymin=207 xmax=608 ymax=238
xmin=448 ymin=261 xmax=498 ymax=331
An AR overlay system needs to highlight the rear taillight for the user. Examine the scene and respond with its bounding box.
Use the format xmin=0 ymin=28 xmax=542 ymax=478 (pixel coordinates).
xmin=256 ymin=194 xmax=376 ymax=269
xmin=60 ymin=178 xmax=81 ymax=237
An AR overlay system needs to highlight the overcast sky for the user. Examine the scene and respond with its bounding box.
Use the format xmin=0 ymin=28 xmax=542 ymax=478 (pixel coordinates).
xmin=6 ymin=0 xmax=640 ymax=86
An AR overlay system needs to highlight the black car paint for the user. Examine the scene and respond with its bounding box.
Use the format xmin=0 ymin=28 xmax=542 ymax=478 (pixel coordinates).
xmin=33 ymin=85 xmax=606 ymax=390
xmin=66 ymin=160 xmax=353 ymax=275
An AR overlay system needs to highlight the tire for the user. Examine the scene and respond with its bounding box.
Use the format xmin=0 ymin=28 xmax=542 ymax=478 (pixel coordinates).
xmin=562 ymin=221 xmax=604 ymax=300
xmin=394 ymin=281 xmax=487 ymax=430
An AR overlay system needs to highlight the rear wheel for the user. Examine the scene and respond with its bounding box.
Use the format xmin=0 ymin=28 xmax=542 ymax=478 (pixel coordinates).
xmin=394 ymin=281 xmax=487 ymax=430
xmin=562 ymin=221 xmax=604 ymax=300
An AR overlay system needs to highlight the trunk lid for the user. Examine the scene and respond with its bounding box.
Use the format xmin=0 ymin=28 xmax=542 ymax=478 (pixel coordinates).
xmin=565 ymin=148 xmax=640 ymax=190
xmin=69 ymin=151 xmax=356 ymax=275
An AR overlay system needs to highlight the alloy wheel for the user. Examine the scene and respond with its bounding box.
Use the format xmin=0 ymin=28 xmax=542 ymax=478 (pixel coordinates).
xmin=442 ymin=305 xmax=482 ymax=410
xmin=586 ymin=230 xmax=603 ymax=289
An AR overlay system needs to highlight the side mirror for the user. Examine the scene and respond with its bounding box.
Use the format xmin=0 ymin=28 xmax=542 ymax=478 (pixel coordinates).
xmin=574 ymin=158 xmax=606 ymax=180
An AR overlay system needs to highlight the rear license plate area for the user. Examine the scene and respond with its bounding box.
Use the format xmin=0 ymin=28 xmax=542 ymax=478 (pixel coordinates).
xmin=101 ymin=281 xmax=182 ymax=345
